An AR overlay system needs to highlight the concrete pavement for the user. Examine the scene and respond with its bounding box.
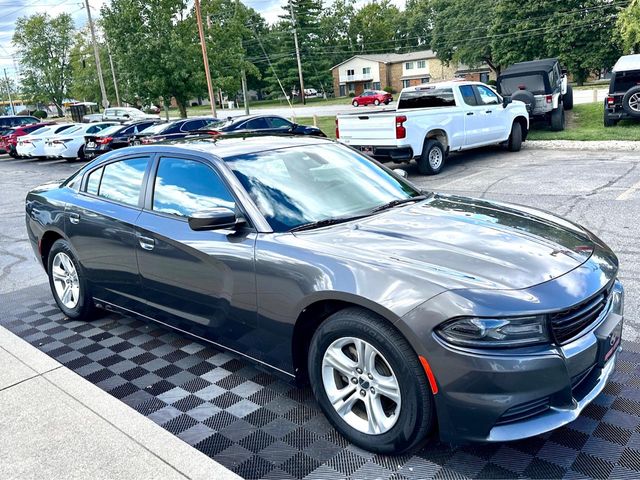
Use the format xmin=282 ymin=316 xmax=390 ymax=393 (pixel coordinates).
xmin=0 ymin=326 xmax=239 ymax=480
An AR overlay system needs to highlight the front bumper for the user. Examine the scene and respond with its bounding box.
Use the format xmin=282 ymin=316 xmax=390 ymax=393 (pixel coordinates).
xmin=400 ymin=252 xmax=623 ymax=444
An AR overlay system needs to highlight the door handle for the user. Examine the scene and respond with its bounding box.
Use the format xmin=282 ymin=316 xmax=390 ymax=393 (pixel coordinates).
xmin=485 ymin=110 xmax=493 ymax=114
xmin=466 ymin=112 xmax=474 ymax=116
xmin=69 ymin=212 xmax=80 ymax=224
xmin=138 ymin=236 xmax=155 ymax=251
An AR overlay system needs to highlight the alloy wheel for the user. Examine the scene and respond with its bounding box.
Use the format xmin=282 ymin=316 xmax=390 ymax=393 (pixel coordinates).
xmin=629 ymin=93 xmax=640 ymax=112
xmin=51 ymin=252 xmax=80 ymax=309
xmin=321 ymin=336 xmax=401 ymax=435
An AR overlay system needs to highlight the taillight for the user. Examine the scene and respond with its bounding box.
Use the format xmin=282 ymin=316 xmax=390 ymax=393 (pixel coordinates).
xmin=97 ymin=136 xmax=113 ymax=145
xmin=335 ymin=118 xmax=339 ymax=139
xmin=606 ymin=96 xmax=615 ymax=106
xmin=395 ymin=115 xmax=407 ymax=139
xmin=545 ymin=95 xmax=552 ymax=104
xmin=204 ymin=130 xmax=220 ymax=135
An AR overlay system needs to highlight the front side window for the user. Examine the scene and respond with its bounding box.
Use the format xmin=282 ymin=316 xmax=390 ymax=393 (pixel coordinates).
xmin=244 ymin=118 xmax=269 ymax=130
xmin=97 ymin=157 xmax=149 ymax=206
xmin=152 ymin=157 xmax=235 ymax=217
xmin=475 ymin=85 xmax=499 ymax=105
xmin=227 ymin=144 xmax=421 ymax=232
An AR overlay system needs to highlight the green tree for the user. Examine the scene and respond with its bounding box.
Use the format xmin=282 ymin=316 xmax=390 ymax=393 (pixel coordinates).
xmin=618 ymin=0 xmax=640 ymax=53
xmin=318 ymin=0 xmax=356 ymax=68
xmin=13 ymin=13 xmax=74 ymax=116
xmin=404 ymin=0 xmax=434 ymax=49
xmin=349 ymin=0 xmax=403 ymax=53
xmin=101 ymin=0 xmax=204 ymax=117
xmin=545 ymin=0 xmax=623 ymax=85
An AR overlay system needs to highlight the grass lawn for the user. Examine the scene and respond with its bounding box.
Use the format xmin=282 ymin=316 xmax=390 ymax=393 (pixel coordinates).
xmin=298 ymin=116 xmax=337 ymax=139
xmin=527 ymin=103 xmax=640 ymax=141
xmin=184 ymin=96 xmax=351 ymax=117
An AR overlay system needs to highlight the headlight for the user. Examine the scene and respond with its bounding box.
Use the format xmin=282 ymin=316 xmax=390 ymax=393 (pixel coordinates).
xmin=436 ymin=315 xmax=549 ymax=348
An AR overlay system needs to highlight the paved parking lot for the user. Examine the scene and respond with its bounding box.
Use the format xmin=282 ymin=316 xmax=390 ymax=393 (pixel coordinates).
xmin=2 ymin=146 xmax=638 ymax=339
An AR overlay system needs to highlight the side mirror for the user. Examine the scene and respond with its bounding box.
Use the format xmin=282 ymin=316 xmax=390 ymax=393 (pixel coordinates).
xmin=561 ymin=68 xmax=568 ymax=75
xmin=393 ymin=168 xmax=408 ymax=179
xmin=502 ymin=96 xmax=512 ymax=108
xmin=188 ymin=207 xmax=242 ymax=231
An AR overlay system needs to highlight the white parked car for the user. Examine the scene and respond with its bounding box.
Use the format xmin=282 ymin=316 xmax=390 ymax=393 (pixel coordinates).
xmin=16 ymin=123 xmax=78 ymax=158
xmin=44 ymin=122 xmax=118 ymax=161
xmin=102 ymin=107 xmax=160 ymax=122
xmin=336 ymin=81 xmax=529 ymax=174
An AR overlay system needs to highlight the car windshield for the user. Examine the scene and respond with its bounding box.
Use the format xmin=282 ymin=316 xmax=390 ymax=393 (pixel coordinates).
xmin=227 ymin=143 xmax=422 ymax=232
xmin=139 ymin=122 xmax=170 ymax=135
xmin=499 ymin=74 xmax=546 ymax=95
xmin=612 ymin=71 xmax=640 ymax=93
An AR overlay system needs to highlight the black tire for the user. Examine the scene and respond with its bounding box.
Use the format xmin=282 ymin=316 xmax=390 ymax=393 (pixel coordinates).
xmin=511 ymin=90 xmax=535 ymax=115
xmin=374 ymin=99 xmax=380 ymax=106
xmin=384 ymin=100 xmax=390 ymax=105
xmin=563 ymin=85 xmax=574 ymax=110
xmin=47 ymin=239 xmax=96 ymax=321
xmin=352 ymin=100 xmax=359 ymax=107
xmin=507 ymin=121 xmax=523 ymax=152
xmin=622 ymin=86 xmax=640 ymax=119
xmin=550 ymin=106 xmax=565 ymax=131
xmin=308 ymin=308 xmax=434 ymax=454
xmin=417 ymin=139 xmax=446 ymax=175
xmin=604 ymin=117 xmax=618 ymax=127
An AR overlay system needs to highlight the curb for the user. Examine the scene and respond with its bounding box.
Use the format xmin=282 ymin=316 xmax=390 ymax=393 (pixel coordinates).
xmin=525 ymin=140 xmax=640 ymax=152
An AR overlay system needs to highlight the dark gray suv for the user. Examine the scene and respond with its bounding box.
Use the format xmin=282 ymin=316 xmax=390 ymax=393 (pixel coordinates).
xmin=25 ymin=135 xmax=624 ymax=453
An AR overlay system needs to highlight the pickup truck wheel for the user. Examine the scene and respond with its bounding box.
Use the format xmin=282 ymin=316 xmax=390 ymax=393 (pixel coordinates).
xmin=550 ymin=106 xmax=565 ymax=131
xmin=563 ymin=85 xmax=574 ymax=110
xmin=374 ymin=99 xmax=380 ymax=106
xmin=417 ymin=140 xmax=446 ymax=175
xmin=352 ymin=100 xmax=359 ymax=107
xmin=507 ymin=122 xmax=522 ymax=152
xmin=308 ymin=308 xmax=435 ymax=454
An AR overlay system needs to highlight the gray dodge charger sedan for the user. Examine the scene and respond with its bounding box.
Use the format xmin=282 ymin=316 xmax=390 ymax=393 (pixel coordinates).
xmin=25 ymin=135 xmax=624 ymax=454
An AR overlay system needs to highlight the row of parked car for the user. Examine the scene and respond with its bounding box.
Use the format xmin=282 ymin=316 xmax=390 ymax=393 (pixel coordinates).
xmin=0 ymin=114 xmax=326 ymax=161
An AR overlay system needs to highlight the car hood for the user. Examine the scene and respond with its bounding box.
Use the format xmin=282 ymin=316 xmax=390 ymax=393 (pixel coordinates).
xmin=295 ymin=194 xmax=598 ymax=291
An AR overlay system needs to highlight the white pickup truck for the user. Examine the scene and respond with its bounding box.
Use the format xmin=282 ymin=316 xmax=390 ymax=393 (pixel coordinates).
xmin=336 ymin=81 xmax=529 ymax=174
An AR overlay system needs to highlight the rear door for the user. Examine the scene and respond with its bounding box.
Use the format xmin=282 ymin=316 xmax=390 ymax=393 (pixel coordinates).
xmin=66 ymin=155 xmax=152 ymax=309
xmin=135 ymin=154 xmax=257 ymax=347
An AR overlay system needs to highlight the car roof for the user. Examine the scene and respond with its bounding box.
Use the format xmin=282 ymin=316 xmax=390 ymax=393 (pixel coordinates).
xmin=613 ymin=54 xmax=640 ymax=73
xmin=500 ymin=58 xmax=558 ymax=76
xmin=400 ymin=80 xmax=487 ymax=93
xmin=95 ymin=135 xmax=332 ymax=162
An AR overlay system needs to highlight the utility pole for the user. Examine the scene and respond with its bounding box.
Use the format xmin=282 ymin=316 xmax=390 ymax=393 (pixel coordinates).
xmin=106 ymin=41 xmax=120 ymax=107
xmin=241 ymin=69 xmax=250 ymax=114
xmin=84 ymin=0 xmax=109 ymax=110
xmin=3 ymin=69 xmax=15 ymax=115
xmin=289 ymin=0 xmax=305 ymax=105
xmin=195 ymin=0 xmax=217 ymax=117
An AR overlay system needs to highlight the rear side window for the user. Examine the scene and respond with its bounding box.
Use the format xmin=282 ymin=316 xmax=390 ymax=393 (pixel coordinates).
xmin=398 ymin=88 xmax=456 ymax=109
xmin=181 ymin=119 xmax=207 ymax=132
xmin=459 ymin=85 xmax=477 ymax=106
xmin=152 ymin=157 xmax=234 ymax=217
xmin=244 ymin=118 xmax=269 ymax=129
xmin=95 ymin=157 xmax=149 ymax=206
xmin=86 ymin=166 xmax=104 ymax=195
xmin=267 ymin=117 xmax=291 ymax=129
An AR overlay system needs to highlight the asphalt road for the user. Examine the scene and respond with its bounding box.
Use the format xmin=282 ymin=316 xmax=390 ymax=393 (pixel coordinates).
xmin=1 ymin=144 xmax=638 ymax=342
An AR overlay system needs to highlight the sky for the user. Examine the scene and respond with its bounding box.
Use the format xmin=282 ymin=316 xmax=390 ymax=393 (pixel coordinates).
xmin=0 ymin=0 xmax=405 ymax=78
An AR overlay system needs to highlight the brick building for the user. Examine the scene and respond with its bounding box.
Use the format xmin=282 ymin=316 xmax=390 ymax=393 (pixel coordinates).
xmin=330 ymin=50 xmax=492 ymax=97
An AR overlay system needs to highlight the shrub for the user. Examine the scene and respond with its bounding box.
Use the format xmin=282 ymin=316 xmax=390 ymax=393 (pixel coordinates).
xmin=383 ymin=86 xmax=396 ymax=94
xmin=348 ymin=91 xmax=356 ymax=97
xmin=33 ymin=109 xmax=48 ymax=119
xmin=486 ymin=79 xmax=497 ymax=86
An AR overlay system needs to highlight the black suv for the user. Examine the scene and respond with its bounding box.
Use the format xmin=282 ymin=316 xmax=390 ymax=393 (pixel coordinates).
xmin=604 ymin=54 xmax=640 ymax=127
xmin=497 ymin=58 xmax=573 ymax=131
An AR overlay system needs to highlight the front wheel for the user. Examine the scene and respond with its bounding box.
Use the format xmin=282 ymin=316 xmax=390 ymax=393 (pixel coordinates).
xmin=417 ymin=139 xmax=446 ymax=175
xmin=374 ymin=99 xmax=380 ymax=106
xmin=507 ymin=121 xmax=523 ymax=152
xmin=308 ymin=308 xmax=434 ymax=454
xmin=47 ymin=239 xmax=96 ymax=320
xmin=352 ymin=100 xmax=359 ymax=107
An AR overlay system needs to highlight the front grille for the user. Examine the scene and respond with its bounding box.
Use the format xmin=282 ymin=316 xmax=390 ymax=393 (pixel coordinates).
xmin=550 ymin=284 xmax=613 ymax=344
xmin=495 ymin=396 xmax=550 ymax=426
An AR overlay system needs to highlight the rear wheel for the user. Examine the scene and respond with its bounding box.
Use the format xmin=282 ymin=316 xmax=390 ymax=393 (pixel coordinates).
xmin=352 ymin=100 xmax=359 ymax=107
xmin=417 ymin=139 xmax=446 ymax=175
xmin=604 ymin=117 xmax=618 ymax=127
xmin=550 ymin=106 xmax=565 ymax=131
xmin=47 ymin=239 xmax=96 ymax=321
xmin=308 ymin=308 xmax=434 ymax=454
xmin=507 ymin=122 xmax=523 ymax=152
xmin=374 ymin=99 xmax=380 ymax=106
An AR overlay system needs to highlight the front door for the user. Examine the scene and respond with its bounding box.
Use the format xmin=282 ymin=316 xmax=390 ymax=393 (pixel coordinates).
xmin=65 ymin=155 xmax=151 ymax=309
xmin=135 ymin=155 xmax=257 ymax=349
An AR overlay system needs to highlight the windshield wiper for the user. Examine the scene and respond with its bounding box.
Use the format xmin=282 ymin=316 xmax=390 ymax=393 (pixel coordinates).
xmin=289 ymin=215 xmax=369 ymax=232
xmin=370 ymin=195 xmax=427 ymax=214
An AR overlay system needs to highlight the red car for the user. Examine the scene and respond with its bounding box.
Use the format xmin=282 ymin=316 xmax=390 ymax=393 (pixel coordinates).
xmin=0 ymin=122 xmax=53 ymax=157
xmin=352 ymin=90 xmax=393 ymax=107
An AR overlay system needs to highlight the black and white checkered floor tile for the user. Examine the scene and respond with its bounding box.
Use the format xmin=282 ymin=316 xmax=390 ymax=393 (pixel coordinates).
xmin=2 ymin=285 xmax=640 ymax=479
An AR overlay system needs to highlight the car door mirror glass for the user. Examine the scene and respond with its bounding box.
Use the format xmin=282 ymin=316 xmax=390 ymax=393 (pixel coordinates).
xmin=393 ymin=168 xmax=408 ymax=179
xmin=502 ymin=96 xmax=512 ymax=108
xmin=188 ymin=207 xmax=240 ymax=231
